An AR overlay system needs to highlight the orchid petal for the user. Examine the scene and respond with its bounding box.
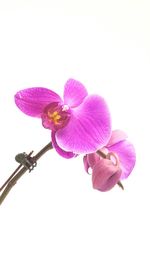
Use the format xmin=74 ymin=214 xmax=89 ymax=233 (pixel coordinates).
xmin=87 ymin=153 xmax=100 ymax=168
xmin=83 ymin=155 xmax=90 ymax=173
xmin=63 ymin=79 xmax=88 ymax=108
xmin=55 ymin=95 xmax=111 ymax=154
xmin=107 ymin=130 xmax=128 ymax=147
xmin=107 ymin=140 xmax=136 ymax=179
xmin=51 ymin=131 xmax=75 ymax=159
xmin=15 ymin=87 xmax=62 ymax=117
xmin=92 ymin=159 xmax=122 ymax=192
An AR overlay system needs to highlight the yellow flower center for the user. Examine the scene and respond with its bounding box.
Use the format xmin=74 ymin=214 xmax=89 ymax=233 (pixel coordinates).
xmin=48 ymin=111 xmax=61 ymax=125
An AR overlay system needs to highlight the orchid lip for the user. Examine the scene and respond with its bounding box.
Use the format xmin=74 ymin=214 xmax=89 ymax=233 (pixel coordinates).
xmin=42 ymin=102 xmax=71 ymax=131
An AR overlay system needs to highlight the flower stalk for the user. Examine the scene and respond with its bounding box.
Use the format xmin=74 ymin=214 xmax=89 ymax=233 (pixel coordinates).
xmin=0 ymin=142 xmax=53 ymax=205
xmin=0 ymin=142 xmax=125 ymax=206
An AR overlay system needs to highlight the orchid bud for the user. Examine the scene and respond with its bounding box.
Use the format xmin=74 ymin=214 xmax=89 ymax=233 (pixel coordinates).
xmin=92 ymin=155 xmax=122 ymax=192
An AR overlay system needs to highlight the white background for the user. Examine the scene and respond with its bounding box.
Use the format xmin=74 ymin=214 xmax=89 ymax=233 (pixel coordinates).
xmin=0 ymin=1 xmax=150 ymax=266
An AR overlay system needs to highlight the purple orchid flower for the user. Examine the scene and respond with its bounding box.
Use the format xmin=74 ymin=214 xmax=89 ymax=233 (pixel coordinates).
xmin=15 ymin=79 xmax=111 ymax=158
xmin=83 ymin=130 xmax=136 ymax=191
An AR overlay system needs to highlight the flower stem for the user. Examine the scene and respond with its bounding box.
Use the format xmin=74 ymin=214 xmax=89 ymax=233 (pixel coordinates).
xmin=0 ymin=142 xmax=53 ymax=205
xmin=0 ymin=144 xmax=124 ymax=205
xmin=96 ymin=150 xmax=107 ymax=158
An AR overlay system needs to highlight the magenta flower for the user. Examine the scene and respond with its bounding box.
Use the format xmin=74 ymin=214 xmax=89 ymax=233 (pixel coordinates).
xmin=15 ymin=79 xmax=111 ymax=158
xmin=83 ymin=130 xmax=136 ymax=191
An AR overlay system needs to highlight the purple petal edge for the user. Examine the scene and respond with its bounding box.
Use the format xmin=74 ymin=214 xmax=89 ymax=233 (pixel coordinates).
xmin=107 ymin=140 xmax=136 ymax=179
xmin=15 ymin=87 xmax=62 ymax=117
xmin=63 ymin=79 xmax=88 ymax=108
xmin=51 ymin=131 xmax=75 ymax=159
xmin=107 ymin=130 xmax=128 ymax=147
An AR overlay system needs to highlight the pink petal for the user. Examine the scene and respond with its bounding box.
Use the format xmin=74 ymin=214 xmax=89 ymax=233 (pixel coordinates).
xmin=55 ymin=95 xmax=111 ymax=154
xmin=15 ymin=87 xmax=62 ymax=117
xmin=51 ymin=131 xmax=75 ymax=159
xmin=83 ymin=155 xmax=90 ymax=173
xmin=107 ymin=140 xmax=136 ymax=179
xmin=87 ymin=153 xmax=100 ymax=168
xmin=107 ymin=130 xmax=128 ymax=147
xmin=92 ymin=159 xmax=122 ymax=192
xmin=63 ymin=79 xmax=88 ymax=108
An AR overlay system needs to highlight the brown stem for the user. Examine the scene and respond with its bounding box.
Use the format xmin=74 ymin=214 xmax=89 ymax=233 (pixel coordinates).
xmin=0 ymin=142 xmax=53 ymax=205
xmin=0 ymin=164 xmax=22 ymax=192
xmin=96 ymin=150 xmax=107 ymax=158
